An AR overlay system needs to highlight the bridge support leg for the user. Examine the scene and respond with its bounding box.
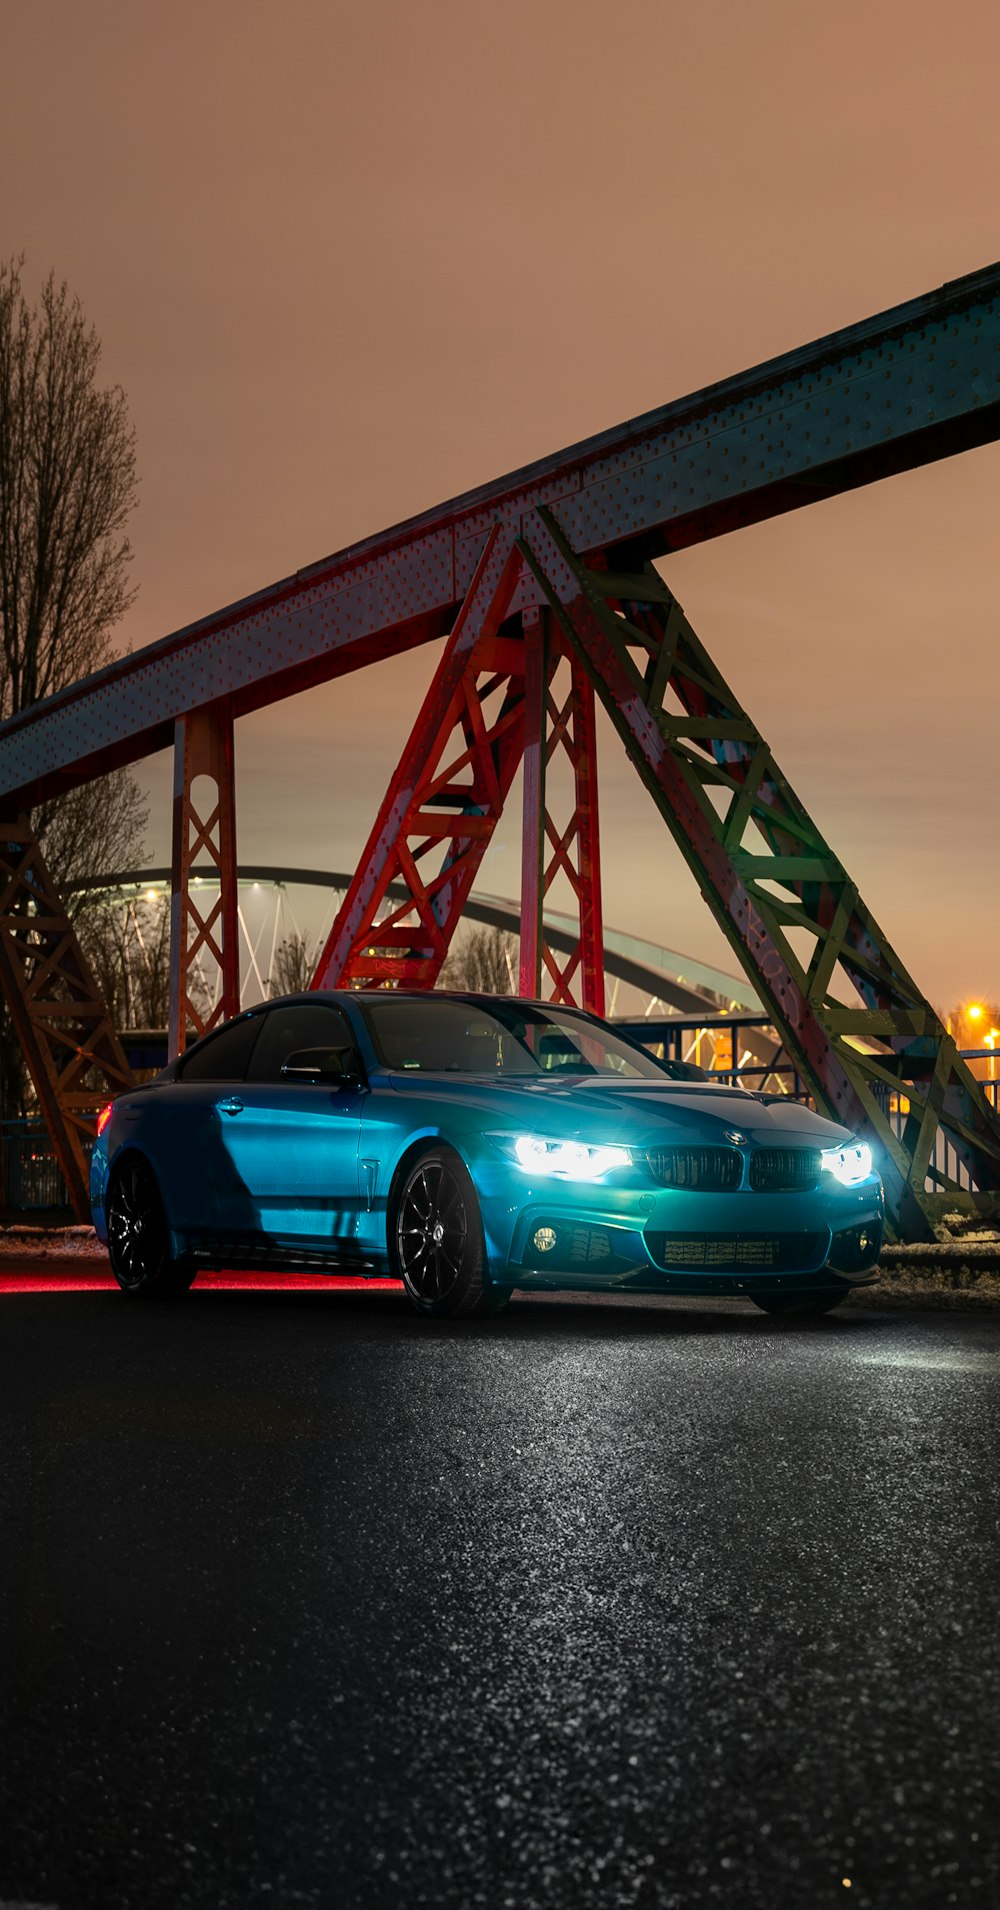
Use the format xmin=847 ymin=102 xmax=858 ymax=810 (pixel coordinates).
xmin=169 ymin=702 xmax=239 ymax=1057
xmin=518 ymin=606 xmax=604 ymax=1012
xmin=519 ymin=508 xmax=1000 ymax=1241
xmin=312 ymin=527 xmax=527 ymax=989
xmin=518 ymin=608 xmax=546 ymax=997
xmin=0 ymin=814 xmax=133 ymax=1220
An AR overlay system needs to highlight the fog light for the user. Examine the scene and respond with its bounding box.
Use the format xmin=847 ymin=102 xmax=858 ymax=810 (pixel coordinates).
xmin=533 ymin=1226 xmax=557 ymax=1253
xmin=827 ymin=1219 xmax=882 ymax=1274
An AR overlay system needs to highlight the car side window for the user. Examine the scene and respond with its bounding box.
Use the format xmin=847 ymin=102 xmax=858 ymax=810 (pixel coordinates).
xmin=179 ymin=1014 xmax=264 ymax=1082
xmin=245 ymin=1003 xmax=360 ymax=1084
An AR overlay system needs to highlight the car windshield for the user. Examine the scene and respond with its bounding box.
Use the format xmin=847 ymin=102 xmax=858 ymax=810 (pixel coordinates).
xmin=359 ymin=997 xmax=669 ymax=1079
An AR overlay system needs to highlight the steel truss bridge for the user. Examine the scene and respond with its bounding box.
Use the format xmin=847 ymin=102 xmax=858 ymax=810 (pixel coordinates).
xmin=3 ymin=262 xmax=1000 ymax=1239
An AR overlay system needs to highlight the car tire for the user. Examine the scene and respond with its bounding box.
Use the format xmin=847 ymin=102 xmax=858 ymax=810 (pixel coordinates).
xmin=750 ymin=1286 xmax=847 ymax=1318
xmin=390 ymin=1146 xmax=504 ymax=1320
xmin=106 ymin=1156 xmax=195 ymax=1299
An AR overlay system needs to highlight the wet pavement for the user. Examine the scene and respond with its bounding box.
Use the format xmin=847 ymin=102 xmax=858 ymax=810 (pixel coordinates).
xmin=0 ymin=1281 xmax=997 ymax=1910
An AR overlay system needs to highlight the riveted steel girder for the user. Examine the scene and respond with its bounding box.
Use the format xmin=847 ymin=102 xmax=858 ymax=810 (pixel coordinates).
xmin=0 ymin=815 xmax=133 ymax=1219
xmin=2 ymin=262 xmax=1000 ymax=807
xmin=517 ymin=509 xmax=1000 ymax=1241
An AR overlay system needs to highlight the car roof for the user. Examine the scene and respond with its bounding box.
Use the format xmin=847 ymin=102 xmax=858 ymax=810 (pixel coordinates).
xmin=262 ymin=990 xmax=591 ymax=1012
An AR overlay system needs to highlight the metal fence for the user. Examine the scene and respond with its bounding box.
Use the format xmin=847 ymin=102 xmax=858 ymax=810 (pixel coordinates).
xmin=2 ymin=1121 xmax=92 ymax=1216
xmin=614 ymin=1014 xmax=809 ymax=1097
xmin=875 ymin=1059 xmax=998 ymax=1196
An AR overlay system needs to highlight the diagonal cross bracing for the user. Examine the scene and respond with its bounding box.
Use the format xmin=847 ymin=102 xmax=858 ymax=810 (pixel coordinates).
xmin=518 ymin=607 xmax=604 ymax=1013
xmin=2 ymin=263 xmax=1000 ymax=807
xmin=168 ymin=703 xmax=240 ymax=1054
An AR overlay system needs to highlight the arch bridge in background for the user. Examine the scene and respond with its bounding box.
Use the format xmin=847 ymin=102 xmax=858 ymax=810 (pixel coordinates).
xmin=73 ymin=863 xmax=761 ymax=1020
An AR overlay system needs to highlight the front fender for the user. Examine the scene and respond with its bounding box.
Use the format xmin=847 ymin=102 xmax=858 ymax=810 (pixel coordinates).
xmin=357 ymin=1090 xmax=517 ymax=1263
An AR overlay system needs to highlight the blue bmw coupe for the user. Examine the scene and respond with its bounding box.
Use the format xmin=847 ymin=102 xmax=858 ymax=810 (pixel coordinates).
xmin=91 ymin=992 xmax=884 ymax=1318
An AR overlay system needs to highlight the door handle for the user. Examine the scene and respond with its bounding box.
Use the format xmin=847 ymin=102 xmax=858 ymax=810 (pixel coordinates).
xmin=219 ymin=1096 xmax=244 ymax=1116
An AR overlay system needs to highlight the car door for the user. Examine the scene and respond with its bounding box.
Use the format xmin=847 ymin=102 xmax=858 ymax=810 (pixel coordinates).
xmin=214 ymin=1001 xmax=366 ymax=1250
xmin=157 ymin=1011 xmax=266 ymax=1239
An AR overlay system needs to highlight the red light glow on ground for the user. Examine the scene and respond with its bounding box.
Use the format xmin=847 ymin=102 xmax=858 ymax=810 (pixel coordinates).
xmin=0 ymin=1270 xmax=404 ymax=1295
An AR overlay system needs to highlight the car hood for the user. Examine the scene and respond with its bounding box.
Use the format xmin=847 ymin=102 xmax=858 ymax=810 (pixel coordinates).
xmin=384 ymin=1072 xmax=853 ymax=1148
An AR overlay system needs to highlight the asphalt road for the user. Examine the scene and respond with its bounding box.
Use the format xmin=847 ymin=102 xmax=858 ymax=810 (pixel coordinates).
xmin=0 ymin=1283 xmax=997 ymax=1910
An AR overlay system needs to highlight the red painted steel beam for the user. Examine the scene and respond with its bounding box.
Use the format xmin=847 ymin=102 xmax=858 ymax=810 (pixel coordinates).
xmin=311 ymin=530 xmax=527 ymax=990
xmin=2 ymin=262 xmax=1000 ymax=807
xmin=518 ymin=608 xmax=548 ymax=998
xmin=570 ymin=656 xmax=605 ymax=1016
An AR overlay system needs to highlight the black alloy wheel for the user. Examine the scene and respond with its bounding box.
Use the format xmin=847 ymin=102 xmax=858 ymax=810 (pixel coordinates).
xmin=391 ymin=1146 xmax=511 ymax=1319
xmin=106 ymin=1156 xmax=194 ymax=1299
xmin=751 ymin=1286 xmax=847 ymax=1318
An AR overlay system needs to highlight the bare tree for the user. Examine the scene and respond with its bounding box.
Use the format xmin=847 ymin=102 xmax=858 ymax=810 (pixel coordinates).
xmin=0 ymin=258 xmax=148 ymax=1117
xmin=441 ymin=924 xmax=516 ymax=995
xmin=76 ymin=894 xmax=173 ymax=1033
xmin=268 ymin=933 xmax=318 ymax=997
xmin=38 ymin=777 xmax=148 ymax=920
xmin=0 ymin=257 xmax=138 ymax=713
xmin=70 ymin=886 xmax=215 ymax=1048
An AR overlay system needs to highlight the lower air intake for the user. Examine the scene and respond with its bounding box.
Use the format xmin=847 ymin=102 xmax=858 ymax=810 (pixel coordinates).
xmin=646 ymin=1232 xmax=826 ymax=1272
xmin=567 ymin=1225 xmax=612 ymax=1265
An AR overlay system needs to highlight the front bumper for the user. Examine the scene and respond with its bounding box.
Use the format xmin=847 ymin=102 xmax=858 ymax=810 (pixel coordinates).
xmin=484 ymin=1169 xmax=884 ymax=1297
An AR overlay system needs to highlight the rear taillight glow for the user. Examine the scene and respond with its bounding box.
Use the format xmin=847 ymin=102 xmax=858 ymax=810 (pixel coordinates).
xmin=96 ymin=1104 xmax=113 ymax=1137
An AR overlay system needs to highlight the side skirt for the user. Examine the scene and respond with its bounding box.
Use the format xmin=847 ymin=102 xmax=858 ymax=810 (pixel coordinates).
xmin=185 ymin=1238 xmax=389 ymax=1278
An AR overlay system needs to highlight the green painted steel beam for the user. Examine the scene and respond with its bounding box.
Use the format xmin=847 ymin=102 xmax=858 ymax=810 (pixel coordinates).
xmin=520 ymin=512 xmax=1000 ymax=1241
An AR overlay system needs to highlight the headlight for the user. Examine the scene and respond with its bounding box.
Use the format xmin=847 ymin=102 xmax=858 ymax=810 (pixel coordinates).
xmin=501 ymin=1135 xmax=630 ymax=1180
xmin=821 ymin=1139 xmax=873 ymax=1187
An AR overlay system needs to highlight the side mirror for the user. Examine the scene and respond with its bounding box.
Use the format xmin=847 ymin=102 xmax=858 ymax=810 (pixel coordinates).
xmin=280 ymin=1046 xmax=360 ymax=1084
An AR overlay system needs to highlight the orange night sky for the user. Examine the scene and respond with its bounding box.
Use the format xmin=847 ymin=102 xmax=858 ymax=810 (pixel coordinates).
xmin=3 ymin=0 xmax=998 ymax=1009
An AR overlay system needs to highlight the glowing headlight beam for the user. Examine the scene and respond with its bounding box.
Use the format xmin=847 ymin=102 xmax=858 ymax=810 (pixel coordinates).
xmin=512 ymin=1136 xmax=629 ymax=1180
xmin=821 ymin=1140 xmax=873 ymax=1187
